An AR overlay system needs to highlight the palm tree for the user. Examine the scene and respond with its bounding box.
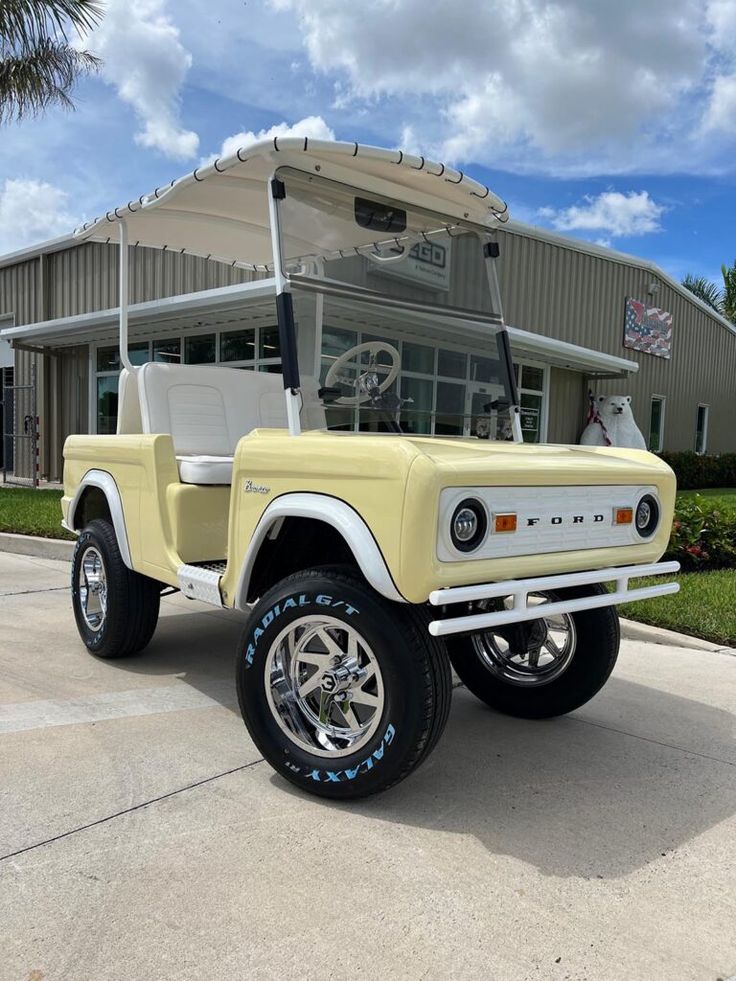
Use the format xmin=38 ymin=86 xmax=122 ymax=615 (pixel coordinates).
xmin=0 ymin=0 xmax=102 ymax=124
xmin=681 ymin=274 xmax=724 ymax=314
xmin=721 ymin=261 xmax=736 ymax=325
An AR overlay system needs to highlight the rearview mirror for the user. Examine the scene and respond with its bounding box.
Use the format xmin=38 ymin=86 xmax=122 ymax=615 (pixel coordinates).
xmin=354 ymin=197 xmax=407 ymax=233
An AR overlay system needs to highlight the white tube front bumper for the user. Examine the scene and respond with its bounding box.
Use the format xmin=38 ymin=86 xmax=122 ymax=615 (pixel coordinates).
xmin=427 ymin=561 xmax=680 ymax=638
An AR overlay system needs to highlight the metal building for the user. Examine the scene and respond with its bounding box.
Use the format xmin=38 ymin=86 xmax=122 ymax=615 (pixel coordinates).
xmin=1 ymin=218 xmax=733 ymax=483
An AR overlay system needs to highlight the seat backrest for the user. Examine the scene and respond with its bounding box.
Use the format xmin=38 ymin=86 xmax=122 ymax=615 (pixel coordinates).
xmin=137 ymin=362 xmax=325 ymax=455
xmin=116 ymin=367 xmax=143 ymax=434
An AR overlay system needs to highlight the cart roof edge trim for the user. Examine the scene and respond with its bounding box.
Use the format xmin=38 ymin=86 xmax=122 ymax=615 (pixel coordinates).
xmin=72 ymin=137 xmax=509 ymax=269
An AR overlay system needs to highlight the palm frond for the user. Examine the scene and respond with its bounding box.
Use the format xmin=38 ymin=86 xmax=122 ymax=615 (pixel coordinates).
xmin=722 ymin=261 xmax=736 ymax=325
xmin=681 ymin=274 xmax=724 ymax=313
xmin=0 ymin=37 xmax=99 ymax=122
xmin=0 ymin=1 xmax=102 ymax=52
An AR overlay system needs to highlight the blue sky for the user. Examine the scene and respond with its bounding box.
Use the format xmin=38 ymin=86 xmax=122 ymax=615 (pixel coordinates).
xmin=1 ymin=0 xmax=735 ymax=288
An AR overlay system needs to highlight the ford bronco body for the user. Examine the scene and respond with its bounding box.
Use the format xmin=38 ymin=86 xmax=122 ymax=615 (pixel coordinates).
xmin=62 ymin=138 xmax=678 ymax=798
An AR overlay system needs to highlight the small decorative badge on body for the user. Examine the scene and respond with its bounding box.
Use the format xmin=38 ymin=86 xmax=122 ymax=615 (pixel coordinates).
xmin=243 ymin=479 xmax=271 ymax=495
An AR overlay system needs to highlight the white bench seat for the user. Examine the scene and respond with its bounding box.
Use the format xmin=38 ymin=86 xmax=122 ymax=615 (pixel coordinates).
xmin=175 ymin=454 xmax=236 ymax=485
xmin=120 ymin=363 xmax=325 ymax=485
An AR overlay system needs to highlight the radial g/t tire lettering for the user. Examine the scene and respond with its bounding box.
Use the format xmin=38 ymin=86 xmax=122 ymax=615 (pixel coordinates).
xmin=236 ymin=568 xmax=452 ymax=799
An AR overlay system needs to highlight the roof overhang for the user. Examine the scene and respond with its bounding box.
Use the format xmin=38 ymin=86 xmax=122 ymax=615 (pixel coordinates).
xmin=506 ymin=325 xmax=638 ymax=378
xmin=0 ymin=279 xmax=637 ymax=378
xmin=73 ymin=138 xmax=509 ymax=270
xmin=0 ymin=280 xmax=277 ymax=348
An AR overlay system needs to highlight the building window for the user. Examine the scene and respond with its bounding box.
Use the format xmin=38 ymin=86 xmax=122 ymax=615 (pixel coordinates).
xmin=649 ymin=396 xmax=665 ymax=452
xmin=221 ymin=328 xmax=255 ymax=363
xmin=318 ymin=327 xmax=548 ymax=440
xmin=517 ymin=364 xmax=545 ymax=443
xmin=153 ymin=337 xmax=182 ymax=362
xmin=184 ymin=333 xmax=216 ymax=364
xmin=94 ymin=342 xmax=149 ymax=435
xmin=695 ymin=404 xmax=709 ymax=454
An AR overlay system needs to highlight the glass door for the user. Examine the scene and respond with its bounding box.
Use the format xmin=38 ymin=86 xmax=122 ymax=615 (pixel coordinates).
xmin=465 ymin=380 xmax=508 ymax=439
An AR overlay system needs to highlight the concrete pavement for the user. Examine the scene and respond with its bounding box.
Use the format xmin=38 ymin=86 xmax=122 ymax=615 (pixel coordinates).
xmin=1 ymin=551 xmax=734 ymax=981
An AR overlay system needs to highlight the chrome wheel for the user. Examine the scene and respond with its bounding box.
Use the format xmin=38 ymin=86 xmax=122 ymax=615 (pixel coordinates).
xmin=472 ymin=593 xmax=576 ymax=687
xmin=78 ymin=546 xmax=108 ymax=631
xmin=264 ymin=615 xmax=385 ymax=758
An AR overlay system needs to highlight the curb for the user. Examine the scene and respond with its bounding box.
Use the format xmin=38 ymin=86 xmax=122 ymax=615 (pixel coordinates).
xmin=2 ymin=533 xmax=734 ymax=656
xmin=0 ymin=531 xmax=75 ymax=562
xmin=620 ymin=617 xmax=736 ymax=655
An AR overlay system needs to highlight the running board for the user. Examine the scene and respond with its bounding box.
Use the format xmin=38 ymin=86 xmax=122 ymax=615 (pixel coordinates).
xmin=427 ymin=561 xmax=680 ymax=638
xmin=177 ymin=561 xmax=227 ymax=606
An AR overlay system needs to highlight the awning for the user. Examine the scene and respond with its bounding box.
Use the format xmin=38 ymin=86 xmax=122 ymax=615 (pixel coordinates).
xmin=0 ymin=279 xmax=637 ymax=378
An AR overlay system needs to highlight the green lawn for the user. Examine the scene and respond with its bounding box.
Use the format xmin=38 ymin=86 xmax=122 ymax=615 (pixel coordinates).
xmin=621 ymin=570 xmax=736 ymax=647
xmin=677 ymin=487 xmax=736 ymax=511
xmin=0 ymin=484 xmax=734 ymax=646
xmin=0 ymin=487 xmax=74 ymax=540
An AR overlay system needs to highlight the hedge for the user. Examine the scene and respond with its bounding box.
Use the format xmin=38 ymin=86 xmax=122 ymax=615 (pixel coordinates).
xmin=665 ymin=494 xmax=736 ymax=570
xmin=659 ymin=451 xmax=736 ymax=489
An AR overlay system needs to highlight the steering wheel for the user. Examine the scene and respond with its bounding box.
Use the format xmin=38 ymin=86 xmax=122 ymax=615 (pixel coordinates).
xmin=325 ymin=341 xmax=401 ymax=406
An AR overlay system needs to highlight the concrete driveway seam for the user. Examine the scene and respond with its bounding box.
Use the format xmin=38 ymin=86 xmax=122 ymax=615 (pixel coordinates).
xmin=571 ymin=714 xmax=736 ymax=767
xmin=0 ymin=757 xmax=265 ymax=865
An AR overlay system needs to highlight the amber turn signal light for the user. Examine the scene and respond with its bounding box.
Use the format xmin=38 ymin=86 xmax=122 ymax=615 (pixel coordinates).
xmin=614 ymin=507 xmax=634 ymax=525
xmin=494 ymin=513 xmax=517 ymax=533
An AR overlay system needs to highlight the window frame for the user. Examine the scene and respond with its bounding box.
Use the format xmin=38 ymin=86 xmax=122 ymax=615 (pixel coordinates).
xmin=648 ymin=394 xmax=666 ymax=453
xmin=695 ymin=403 xmax=709 ymax=455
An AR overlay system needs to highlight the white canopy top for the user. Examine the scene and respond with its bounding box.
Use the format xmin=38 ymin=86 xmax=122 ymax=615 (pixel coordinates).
xmin=74 ymin=138 xmax=509 ymax=270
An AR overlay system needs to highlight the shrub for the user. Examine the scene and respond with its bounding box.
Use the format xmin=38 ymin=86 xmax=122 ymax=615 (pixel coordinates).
xmin=665 ymin=495 xmax=736 ymax=570
xmin=660 ymin=451 xmax=736 ymax=489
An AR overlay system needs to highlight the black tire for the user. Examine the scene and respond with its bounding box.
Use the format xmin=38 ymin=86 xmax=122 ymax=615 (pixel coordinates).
xmin=236 ymin=567 xmax=452 ymax=800
xmin=71 ymin=519 xmax=161 ymax=659
xmin=448 ymin=584 xmax=620 ymax=719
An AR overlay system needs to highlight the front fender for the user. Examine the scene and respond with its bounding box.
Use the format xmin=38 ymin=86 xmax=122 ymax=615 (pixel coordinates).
xmin=233 ymin=492 xmax=405 ymax=609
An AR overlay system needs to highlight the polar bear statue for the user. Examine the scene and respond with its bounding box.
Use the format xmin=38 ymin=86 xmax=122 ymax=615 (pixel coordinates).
xmin=580 ymin=395 xmax=647 ymax=449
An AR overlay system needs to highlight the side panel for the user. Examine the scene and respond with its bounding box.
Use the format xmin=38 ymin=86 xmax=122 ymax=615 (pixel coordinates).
xmin=219 ymin=431 xmax=418 ymax=608
xmin=63 ymin=434 xmax=186 ymax=586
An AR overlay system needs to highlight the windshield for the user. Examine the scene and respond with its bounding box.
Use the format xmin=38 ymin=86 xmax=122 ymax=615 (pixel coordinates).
xmin=277 ymin=169 xmax=517 ymax=441
xmin=292 ymin=289 xmax=515 ymax=440
xmin=278 ymin=168 xmax=495 ymax=314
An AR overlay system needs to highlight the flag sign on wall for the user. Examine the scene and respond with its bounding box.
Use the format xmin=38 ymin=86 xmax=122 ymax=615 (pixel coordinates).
xmin=623 ymin=298 xmax=673 ymax=359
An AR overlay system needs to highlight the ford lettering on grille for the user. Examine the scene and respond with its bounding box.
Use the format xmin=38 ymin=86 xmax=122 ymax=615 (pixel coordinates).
xmin=437 ymin=485 xmax=660 ymax=562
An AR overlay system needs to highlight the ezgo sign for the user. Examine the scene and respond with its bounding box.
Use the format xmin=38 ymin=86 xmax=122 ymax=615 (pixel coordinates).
xmin=374 ymin=239 xmax=452 ymax=292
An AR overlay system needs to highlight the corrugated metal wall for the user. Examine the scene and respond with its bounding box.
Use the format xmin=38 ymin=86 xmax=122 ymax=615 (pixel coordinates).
xmin=496 ymin=227 xmax=736 ymax=450
xmin=45 ymin=242 xmax=253 ymax=317
xmin=0 ymin=244 xmax=256 ymax=478
xmin=2 ymin=230 xmax=735 ymax=479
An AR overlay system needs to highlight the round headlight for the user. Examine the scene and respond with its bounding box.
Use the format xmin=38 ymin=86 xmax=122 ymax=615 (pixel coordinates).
xmin=635 ymin=494 xmax=659 ymax=538
xmin=451 ymin=499 xmax=488 ymax=552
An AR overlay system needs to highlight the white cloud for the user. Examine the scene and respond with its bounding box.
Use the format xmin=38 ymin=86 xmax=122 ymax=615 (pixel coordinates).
xmin=539 ymin=191 xmax=665 ymax=238
xmin=270 ymin=0 xmax=734 ymax=174
xmin=86 ymin=0 xmax=198 ymax=160
xmin=706 ymin=0 xmax=736 ymax=44
xmin=0 ymin=180 xmax=77 ymax=254
xmin=703 ymin=73 xmax=736 ymax=133
xmin=202 ymin=115 xmax=335 ymax=165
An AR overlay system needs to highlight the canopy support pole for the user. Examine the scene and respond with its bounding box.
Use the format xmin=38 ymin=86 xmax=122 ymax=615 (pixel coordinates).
xmin=483 ymin=240 xmax=522 ymax=443
xmin=118 ymin=220 xmax=133 ymax=372
xmin=268 ymin=174 xmax=301 ymax=437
